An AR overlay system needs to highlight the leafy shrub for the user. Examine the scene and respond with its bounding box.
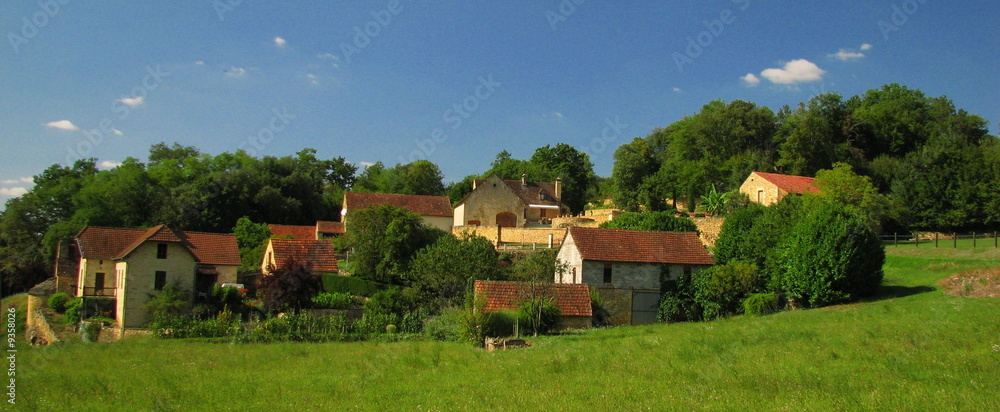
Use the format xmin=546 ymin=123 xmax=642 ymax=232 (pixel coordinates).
xmin=259 ymin=261 xmax=323 ymax=313
xmin=771 ymin=202 xmax=885 ymax=307
xmin=400 ymin=308 xmax=428 ymax=334
xmin=354 ymin=312 xmax=398 ymax=338
xmin=599 ymin=211 xmax=698 ymax=233
xmin=423 ymin=307 xmax=464 ymax=342
xmin=145 ymin=284 xmax=191 ymax=320
xmin=246 ymin=313 xmax=351 ymax=343
xmin=743 ymin=293 xmax=780 ymax=317
xmin=364 ymin=288 xmax=414 ymax=317
xmin=63 ymin=298 xmax=83 ymax=325
xmin=211 ymin=284 xmax=244 ymax=307
xmin=517 ymin=297 xmax=561 ymax=336
xmin=311 ymin=292 xmax=357 ymax=309
xmin=692 ymin=262 xmax=761 ymax=319
xmin=320 ymin=274 xmax=388 ymax=296
xmin=656 ymin=295 xmax=701 ymax=323
xmin=81 ymin=321 xmax=102 ymax=343
xmin=48 ymin=293 xmax=71 ymax=313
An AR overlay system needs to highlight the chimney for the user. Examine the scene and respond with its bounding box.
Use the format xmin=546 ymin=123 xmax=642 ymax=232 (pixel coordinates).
xmin=521 ymin=174 xmax=527 ymax=187
xmin=554 ymin=177 xmax=562 ymax=200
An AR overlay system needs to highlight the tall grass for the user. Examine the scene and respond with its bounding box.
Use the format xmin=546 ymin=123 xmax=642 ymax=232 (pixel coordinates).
xmin=13 ymin=249 xmax=1000 ymax=410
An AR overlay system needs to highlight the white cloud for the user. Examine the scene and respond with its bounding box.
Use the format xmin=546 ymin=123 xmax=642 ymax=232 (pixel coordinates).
xmin=672 ymin=87 xmax=682 ymax=93
xmin=118 ymin=96 xmax=145 ymax=107
xmin=225 ymin=67 xmax=247 ymax=77
xmin=741 ymin=73 xmax=761 ymax=87
xmin=553 ymin=112 xmax=564 ymax=118
xmin=45 ymin=120 xmax=79 ymax=131
xmin=1 ymin=177 xmax=31 ymax=184
xmin=0 ymin=187 xmax=28 ymax=197
xmin=274 ymin=37 xmax=287 ymax=47
xmin=195 ymin=61 xmax=205 ymax=65
xmin=360 ymin=161 xmax=375 ymax=168
xmin=860 ymin=43 xmax=873 ymax=51
xmin=112 ymin=129 xmax=124 ymax=136
xmin=317 ymin=53 xmax=339 ymax=60
xmin=99 ymin=160 xmax=122 ymax=169
xmin=306 ymin=74 xmax=319 ymax=85
xmin=829 ymin=49 xmax=865 ymax=61
xmin=760 ymin=59 xmax=826 ymax=85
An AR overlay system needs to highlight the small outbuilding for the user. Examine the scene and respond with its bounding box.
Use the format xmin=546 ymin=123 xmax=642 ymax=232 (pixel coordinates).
xmin=474 ymin=280 xmax=592 ymax=330
xmin=740 ymin=171 xmax=819 ymax=206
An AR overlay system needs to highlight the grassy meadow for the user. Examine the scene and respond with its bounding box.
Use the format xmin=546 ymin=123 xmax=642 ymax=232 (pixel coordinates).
xmin=8 ymin=247 xmax=1000 ymax=411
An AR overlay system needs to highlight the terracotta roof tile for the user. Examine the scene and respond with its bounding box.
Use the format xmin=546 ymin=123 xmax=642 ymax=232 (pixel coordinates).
xmin=267 ymin=239 xmax=338 ymax=272
xmin=566 ymin=227 xmax=714 ymax=265
xmin=474 ymin=280 xmax=592 ymax=317
xmin=268 ymin=224 xmax=317 ymax=240
xmin=752 ymin=172 xmax=819 ymax=194
xmin=316 ymin=221 xmax=345 ymax=234
xmin=344 ymin=192 xmax=453 ymax=217
xmin=75 ymin=225 xmax=240 ymax=266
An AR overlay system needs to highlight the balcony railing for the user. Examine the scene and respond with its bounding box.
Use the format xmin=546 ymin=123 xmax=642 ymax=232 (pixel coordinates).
xmin=83 ymin=287 xmax=117 ymax=297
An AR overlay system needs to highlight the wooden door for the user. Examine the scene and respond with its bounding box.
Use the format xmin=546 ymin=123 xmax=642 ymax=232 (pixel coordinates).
xmin=496 ymin=212 xmax=517 ymax=228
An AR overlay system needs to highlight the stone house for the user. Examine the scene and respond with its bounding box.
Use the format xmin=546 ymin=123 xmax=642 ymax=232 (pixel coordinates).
xmin=261 ymin=238 xmax=339 ymax=274
xmin=342 ymin=192 xmax=454 ymax=232
xmin=740 ymin=171 xmax=819 ymax=206
xmin=66 ymin=225 xmax=240 ymax=328
xmin=474 ymin=280 xmax=592 ymax=330
xmin=453 ymin=173 xmax=569 ymax=228
xmin=555 ymin=227 xmax=714 ymax=324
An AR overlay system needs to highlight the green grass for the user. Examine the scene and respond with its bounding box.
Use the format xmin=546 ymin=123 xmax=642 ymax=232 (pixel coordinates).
xmin=12 ymin=249 xmax=1000 ymax=411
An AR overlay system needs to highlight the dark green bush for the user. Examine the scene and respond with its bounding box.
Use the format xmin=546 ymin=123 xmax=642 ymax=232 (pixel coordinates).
xmin=48 ymin=293 xmax=71 ymax=313
xmin=320 ymin=274 xmax=388 ymax=296
xmin=423 ymin=307 xmax=464 ymax=342
xmin=771 ymin=202 xmax=885 ymax=307
xmin=400 ymin=308 xmax=428 ymax=334
xmin=63 ymin=298 xmax=83 ymax=325
xmin=364 ymin=288 xmax=414 ymax=317
xmin=599 ymin=211 xmax=699 ymax=233
xmin=517 ymin=297 xmax=561 ymax=336
xmin=311 ymin=292 xmax=357 ymax=309
xmin=743 ymin=293 xmax=780 ymax=316
xmin=692 ymin=262 xmax=761 ymax=319
xmin=483 ymin=309 xmax=519 ymax=338
xmin=656 ymin=295 xmax=701 ymax=323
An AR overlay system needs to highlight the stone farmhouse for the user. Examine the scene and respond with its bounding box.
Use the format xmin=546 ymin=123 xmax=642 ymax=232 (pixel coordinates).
xmin=474 ymin=280 xmax=593 ymax=330
xmin=740 ymin=171 xmax=819 ymax=206
xmin=453 ymin=173 xmax=569 ymax=228
xmin=55 ymin=225 xmax=240 ymax=328
xmin=342 ymin=192 xmax=453 ymax=232
xmin=261 ymin=238 xmax=339 ymax=274
xmin=555 ymin=227 xmax=714 ymax=324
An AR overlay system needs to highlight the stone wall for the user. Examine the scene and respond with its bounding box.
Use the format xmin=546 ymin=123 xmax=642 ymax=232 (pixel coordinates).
xmin=551 ymin=216 xmax=601 ymax=229
xmin=453 ymin=226 xmax=568 ymax=246
xmin=690 ymin=216 xmax=725 ymax=247
xmin=26 ymin=309 xmax=58 ymax=346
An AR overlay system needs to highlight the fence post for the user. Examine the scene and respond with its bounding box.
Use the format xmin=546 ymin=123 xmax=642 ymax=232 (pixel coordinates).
xmin=953 ymin=233 xmax=957 ymax=248
xmin=894 ymin=232 xmax=898 ymax=247
xmin=973 ymin=232 xmax=976 ymax=248
xmin=915 ymin=232 xmax=919 ymax=247
xmin=935 ymin=232 xmax=939 ymax=248
xmin=995 ymin=232 xmax=998 ymax=248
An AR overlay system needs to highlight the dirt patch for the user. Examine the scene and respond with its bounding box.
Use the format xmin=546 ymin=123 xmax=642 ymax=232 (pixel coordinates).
xmin=937 ymin=267 xmax=1000 ymax=298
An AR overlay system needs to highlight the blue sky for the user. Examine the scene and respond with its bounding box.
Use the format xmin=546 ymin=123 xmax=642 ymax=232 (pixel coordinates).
xmin=2 ymin=0 xmax=998 ymax=205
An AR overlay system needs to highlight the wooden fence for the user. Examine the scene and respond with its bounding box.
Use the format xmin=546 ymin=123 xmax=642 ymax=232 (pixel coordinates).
xmin=880 ymin=232 xmax=999 ymax=248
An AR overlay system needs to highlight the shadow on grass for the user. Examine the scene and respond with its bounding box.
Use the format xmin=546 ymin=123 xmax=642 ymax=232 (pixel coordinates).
xmin=874 ymin=284 xmax=936 ymax=300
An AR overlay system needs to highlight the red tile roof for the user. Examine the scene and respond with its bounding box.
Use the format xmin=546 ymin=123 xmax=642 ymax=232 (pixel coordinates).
xmin=268 ymin=224 xmax=317 ymax=240
xmin=75 ymin=225 xmax=240 ymax=266
xmin=475 ymin=280 xmax=592 ymax=317
xmin=566 ymin=227 xmax=714 ymax=265
xmin=267 ymin=239 xmax=338 ymax=273
xmin=77 ymin=227 xmax=147 ymax=259
xmin=752 ymin=172 xmax=819 ymax=194
xmin=316 ymin=221 xmax=345 ymax=234
xmin=344 ymin=192 xmax=453 ymax=217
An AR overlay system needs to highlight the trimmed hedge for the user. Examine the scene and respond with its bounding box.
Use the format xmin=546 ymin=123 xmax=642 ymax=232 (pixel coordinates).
xmin=320 ymin=274 xmax=390 ymax=296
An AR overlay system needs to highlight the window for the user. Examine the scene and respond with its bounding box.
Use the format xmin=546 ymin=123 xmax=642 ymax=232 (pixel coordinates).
xmin=603 ymin=263 xmax=612 ymax=284
xmin=683 ymin=266 xmax=693 ymax=277
xmin=571 ymin=267 xmax=577 ymax=283
xmin=157 ymin=243 xmax=168 ymax=259
xmin=154 ymin=271 xmax=167 ymax=290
